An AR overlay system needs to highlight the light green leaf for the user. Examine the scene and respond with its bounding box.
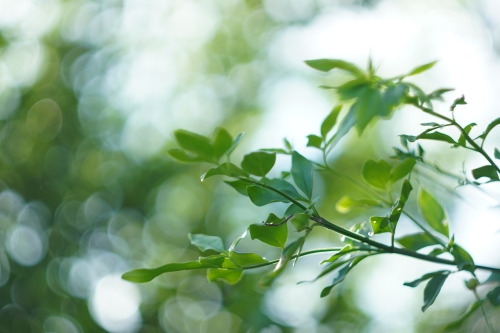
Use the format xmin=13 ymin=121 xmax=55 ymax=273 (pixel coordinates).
xmin=227 ymin=132 xmax=245 ymax=156
xmin=320 ymin=105 xmax=342 ymax=137
xmin=472 ymin=165 xmax=499 ymax=181
xmin=241 ymin=151 xmax=276 ymax=177
xmin=336 ymin=196 xmax=380 ymax=213
xmin=174 ymin=130 xmax=214 ymax=159
xmin=405 ymin=61 xmax=437 ymax=77
xmin=457 ymin=123 xmax=476 ymax=148
xmin=228 ymin=252 xmax=268 ymax=267
xmin=213 ymin=128 xmax=233 ymax=158
xmin=370 ymin=216 xmax=391 ymax=234
xmin=397 ymin=233 xmax=440 ymax=251
xmin=207 ymin=268 xmax=243 ymax=284
xmin=422 ymin=273 xmax=449 ymax=312
xmin=305 ymin=59 xmax=365 ymax=78
xmin=247 ymin=186 xmax=290 ymax=206
xmin=249 ymin=214 xmax=288 ymax=248
xmin=224 ymin=180 xmax=249 ymax=196
xmin=418 ymin=189 xmax=449 ymax=237
xmin=362 ymin=159 xmax=392 ymax=189
xmin=320 ymin=255 xmax=369 ymax=297
xmin=417 ymin=132 xmax=457 ymax=144
xmin=306 ymin=135 xmax=322 ymax=149
xmin=290 ymin=213 xmax=310 ymax=232
xmin=291 ymin=151 xmax=314 ymax=199
xmin=381 ymin=83 xmax=408 ymax=115
xmin=352 ymin=86 xmax=384 ymax=133
xmin=390 ymin=158 xmax=416 ymax=183
xmin=201 ymin=163 xmax=248 ymax=181
xmin=321 ymin=245 xmax=353 ymax=264
xmin=189 ymin=234 xmax=226 ymax=253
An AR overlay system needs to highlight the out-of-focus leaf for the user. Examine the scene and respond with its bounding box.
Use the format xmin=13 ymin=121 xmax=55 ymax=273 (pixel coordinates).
xmin=305 ymin=59 xmax=365 ymax=78
xmin=472 ymin=165 xmax=499 ymax=181
xmin=201 ymin=163 xmax=248 ymax=181
xmin=337 ymin=79 xmax=369 ymax=101
xmin=450 ymin=244 xmax=475 ymax=272
xmin=445 ymin=300 xmax=483 ymax=329
xmin=487 ymin=286 xmax=500 ymax=306
xmin=189 ymin=234 xmax=226 ymax=253
xmin=174 ymin=129 xmax=214 ymax=159
xmin=320 ymin=255 xmax=369 ymax=297
xmin=450 ymin=95 xmax=467 ymax=111
xmin=291 ymin=151 xmax=314 ymax=199
xmin=381 ymin=83 xmax=408 ymax=115
xmin=422 ymin=273 xmax=449 ymax=311
xmin=247 ymin=186 xmax=290 ymax=206
xmin=227 ymin=132 xmax=245 ymax=156
xmin=306 ymin=135 xmax=322 ymax=148
xmin=479 ymin=117 xmax=500 ymax=140
xmin=418 ymin=189 xmax=449 ymax=237
xmin=207 ymin=268 xmax=243 ymax=284
xmin=168 ymin=149 xmax=204 ymax=163
xmin=428 ymin=88 xmax=454 ymax=101
xmin=417 ymin=132 xmax=457 ymax=144
xmin=213 ymin=128 xmax=233 ymax=158
xmin=261 ymin=236 xmax=306 ymax=287
xmin=397 ymin=233 xmax=440 ymax=251
xmin=336 ymin=196 xmax=380 ymax=213
xmin=290 ymin=213 xmax=310 ymax=232
xmin=321 ymin=105 xmax=342 ymax=137
xmin=390 ymin=158 xmax=416 ymax=182
xmin=405 ymin=61 xmax=437 ymax=77
xmin=495 ymin=148 xmax=500 ymax=159
xmin=362 ymin=159 xmax=392 ymax=189
xmin=249 ymin=214 xmax=288 ymax=248
xmin=353 ymin=86 xmax=384 ymax=133
xmin=241 ymin=151 xmax=276 ymax=177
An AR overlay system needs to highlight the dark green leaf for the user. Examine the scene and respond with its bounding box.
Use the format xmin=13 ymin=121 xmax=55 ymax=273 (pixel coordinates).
xmin=479 ymin=117 xmax=500 ymax=140
xmin=405 ymin=61 xmax=437 ymax=77
xmin=291 ymin=151 xmax=314 ymax=199
xmin=450 ymin=244 xmax=475 ymax=272
xmin=174 ymin=129 xmax=214 ymax=159
xmin=457 ymin=123 xmax=476 ymax=148
xmin=390 ymin=158 xmax=416 ymax=182
xmin=397 ymin=233 xmax=440 ymax=251
xmin=213 ymin=128 xmax=233 ymax=158
xmin=321 ymin=255 xmax=369 ymax=297
xmin=337 ymin=79 xmax=370 ymax=101
xmin=417 ymin=132 xmax=457 ymax=144
xmin=422 ymin=273 xmax=449 ymax=311
xmin=168 ymin=149 xmax=204 ymax=163
xmin=247 ymin=185 xmax=290 ymax=206
xmin=450 ymin=95 xmax=467 ymax=111
xmin=201 ymin=163 xmax=248 ymax=181
xmin=224 ymin=180 xmax=249 ymax=196
xmin=420 ymin=122 xmax=442 ymax=127
xmin=260 ymin=148 xmax=289 ymax=154
xmin=370 ymin=216 xmax=391 ymax=234
xmin=261 ymin=236 xmax=306 ymax=287
xmin=404 ymin=270 xmax=450 ymax=288
xmin=306 ymin=135 xmax=322 ymax=149
xmin=207 ymin=268 xmax=243 ymax=284
xmin=487 ymin=286 xmax=500 ymax=306
xmin=249 ymin=216 xmax=288 ymax=248
xmin=362 ymin=159 xmax=392 ymax=189
xmin=495 ymin=148 xmax=500 ymax=159
xmin=418 ymin=189 xmax=449 ymax=237
xmin=305 ymin=59 xmax=365 ymax=78
xmin=320 ymin=105 xmax=342 ymax=137
xmin=189 ymin=233 xmax=225 ymax=253
xmin=335 ymin=196 xmax=380 ymax=213
xmin=381 ymin=84 xmax=408 ymax=115
xmin=290 ymin=213 xmax=310 ymax=232
xmin=241 ymin=151 xmax=276 ymax=177
xmin=472 ymin=165 xmax=499 ymax=181
xmin=262 ymin=178 xmax=305 ymax=201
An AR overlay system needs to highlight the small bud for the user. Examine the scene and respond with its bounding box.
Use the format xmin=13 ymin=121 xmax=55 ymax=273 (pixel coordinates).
xmin=465 ymin=278 xmax=479 ymax=290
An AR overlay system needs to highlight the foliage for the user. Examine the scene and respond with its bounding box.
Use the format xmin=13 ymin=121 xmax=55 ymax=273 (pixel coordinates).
xmin=124 ymin=59 xmax=500 ymax=331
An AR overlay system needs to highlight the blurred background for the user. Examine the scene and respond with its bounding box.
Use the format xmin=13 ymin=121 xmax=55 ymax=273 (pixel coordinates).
xmin=0 ymin=0 xmax=499 ymax=332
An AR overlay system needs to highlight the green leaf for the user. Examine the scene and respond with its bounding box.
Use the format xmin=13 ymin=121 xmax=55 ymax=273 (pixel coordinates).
xmin=487 ymin=286 xmax=500 ymax=306
xmin=241 ymin=151 xmax=276 ymax=177
xmin=335 ymin=196 xmax=380 ymax=213
xmin=417 ymin=132 xmax=457 ymax=144
xmin=418 ymin=189 xmax=449 ymax=237
xmin=422 ymin=273 xmax=449 ymax=312
xmin=321 ymin=245 xmax=353 ymax=264
xmin=445 ymin=300 xmax=483 ymax=329
xmin=352 ymin=86 xmax=384 ymax=133
xmin=291 ymin=151 xmax=314 ymax=199
xmin=201 ymin=163 xmax=248 ymax=181
xmin=249 ymin=215 xmax=288 ymax=248
xmin=228 ymin=252 xmax=268 ymax=267
xmin=495 ymin=148 xmax=500 ymax=160
xmin=405 ymin=61 xmax=437 ymax=77
xmin=305 ymin=59 xmax=365 ymax=78
xmin=320 ymin=255 xmax=369 ymax=297
xmin=457 ymin=123 xmax=476 ymax=148
xmin=370 ymin=216 xmax=391 ymax=234
xmin=224 ymin=180 xmax=249 ymax=196
xmin=404 ymin=270 xmax=450 ymax=288
xmin=284 ymin=203 xmax=305 ymax=215
xmin=122 ymin=256 xmax=225 ymax=283
xmin=227 ymin=132 xmax=245 ymax=156
xmin=381 ymin=84 xmax=408 ymax=115
xmin=362 ymin=159 xmax=392 ymax=189
xmin=450 ymin=95 xmax=467 ymax=112
xmin=479 ymin=117 xmax=500 ymax=140
xmin=387 ymin=179 xmax=413 ymax=229
xmin=320 ymin=105 xmax=342 ymax=137
xmin=261 ymin=236 xmax=306 ymax=287
xmin=262 ymin=178 xmax=305 ymax=201
xmin=213 ymin=128 xmax=233 ymax=158
xmin=207 ymin=268 xmax=243 ymax=284
xmin=306 ymin=135 xmax=322 ymax=149
xmin=189 ymin=234 xmax=225 ymax=253
xmin=247 ymin=186 xmax=290 ymax=206
xmin=397 ymin=233 xmax=440 ymax=251
xmin=174 ymin=130 xmax=214 ymax=160
xmin=290 ymin=213 xmax=310 ymax=232
xmin=472 ymin=165 xmax=499 ymax=181
xmin=450 ymin=244 xmax=475 ymax=272
xmin=168 ymin=149 xmax=204 ymax=163
xmin=390 ymin=158 xmax=416 ymax=183
xmin=337 ymin=79 xmax=370 ymax=101
xmin=428 ymin=88 xmax=454 ymax=101
xmin=327 ymin=107 xmax=357 ymax=148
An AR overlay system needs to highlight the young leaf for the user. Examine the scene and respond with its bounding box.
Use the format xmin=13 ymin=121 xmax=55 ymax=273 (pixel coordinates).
xmin=457 ymin=123 xmax=476 ymax=148
xmin=174 ymin=130 xmax=214 ymax=160
xmin=327 ymin=106 xmax=357 ymax=148
xmin=397 ymin=233 xmax=440 ymax=251
xmin=261 ymin=236 xmax=306 ymax=287
xmin=291 ymin=151 xmax=314 ymax=199
xmin=405 ymin=61 xmax=437 ymax=77
xmin=390 ymin=158 xmax=416 ymax=183
xmin=472 ymin=165 xmax=499 ymax=181
xmin=428 ymin=88 xmax=454 ymax=101
xmin=321 ymin=245 xmax=353 ymax=264
xmin=290 ymin=213 xmax=310 ymax=232
xmin=207 ymin=268 xmax=243 ymax=284
xmin=479 ymin=117 xmax=500 ymax=140
xmin=320 ymin=105 xmax=342 ymax=137
xmin=189 ymin=234 xmax=226 ymax=253
xmin=450 ymin=95 xmax=467 ymax=111
xmin=417 ymin=132 xmax=457 ymax=145
xmin=249 ymin=216 xmax=288 ymax=248
xmin=305 ymin=59 xmax=365 ymax=79
xmin=320 ymin=255 xmax=369 ymax=297
xmin=422 ymin=273 xmax=449 ymax=311
xmin=122 ymin=256 xmax=225 ymax=283
xmin=201 ymin=163 xmax=248 ymax=181
xmin=336 ymin=196 xmax=380 ymax=213
xmin=418 ymin=189 xmax=449 ymax=237
xmin=362 ymin=159 xmax=392 ymax=189
xmin=306 ymin=135 xmax=322 ymax=149
xmin=168 ymin=149 xmax=204 ymax=163
xmin=241 ymin=151 xmax=276 ymax=177
xmin=404 ymin=270 xmax=450 ymax=288
xmin=370 ymin=216 xmax=391 ymax=234
xmin=450 ymin=244 xmax=475 ymax=272
xmin=247 ymin=186 xmax=290 ymax=206
xmin=213 ymin=128 xmax=233 ymax=158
